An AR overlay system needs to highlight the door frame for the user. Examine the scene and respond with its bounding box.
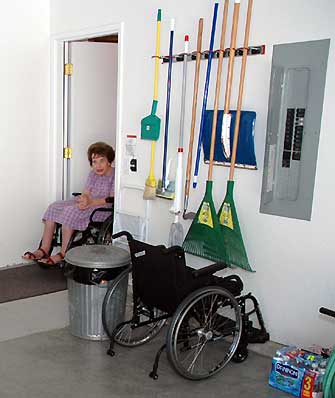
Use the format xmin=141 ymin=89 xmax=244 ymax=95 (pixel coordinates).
xmin=49 ymin=22 xmax=124 ymax=211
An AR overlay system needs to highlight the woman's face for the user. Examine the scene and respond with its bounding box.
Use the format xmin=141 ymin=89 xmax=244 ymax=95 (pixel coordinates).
xmin=91 ymin=154 xmax=111 ymax=176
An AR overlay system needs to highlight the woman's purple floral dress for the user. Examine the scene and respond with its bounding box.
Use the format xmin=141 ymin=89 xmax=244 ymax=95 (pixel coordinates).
xmin=43 ymin=169 xmax=115 ymax=231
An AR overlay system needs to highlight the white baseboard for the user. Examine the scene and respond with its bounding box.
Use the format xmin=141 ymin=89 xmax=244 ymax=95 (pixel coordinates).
xmin=0 ymin=291 xmax=69 ymax=342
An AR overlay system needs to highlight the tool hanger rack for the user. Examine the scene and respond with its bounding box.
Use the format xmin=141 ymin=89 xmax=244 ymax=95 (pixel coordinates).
xmin=159 ymin=44 xmax=265 ymax=63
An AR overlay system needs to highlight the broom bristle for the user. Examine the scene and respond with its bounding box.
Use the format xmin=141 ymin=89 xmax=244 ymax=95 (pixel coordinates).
xmin=143 ymin=184 xmax=156 ymax=200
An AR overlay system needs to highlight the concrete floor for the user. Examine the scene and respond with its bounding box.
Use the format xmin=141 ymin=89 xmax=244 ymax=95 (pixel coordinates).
xmin=0 ymin=327 xmax=292 ymax=398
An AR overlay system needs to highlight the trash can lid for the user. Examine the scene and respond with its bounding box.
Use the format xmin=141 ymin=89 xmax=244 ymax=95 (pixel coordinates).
xmin=65 ymin=245 xmax=131 ymax=269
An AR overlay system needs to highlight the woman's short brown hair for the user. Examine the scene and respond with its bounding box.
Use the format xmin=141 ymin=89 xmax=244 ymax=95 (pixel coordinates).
xmin=87 ymin=142 xmax=115 ymax=166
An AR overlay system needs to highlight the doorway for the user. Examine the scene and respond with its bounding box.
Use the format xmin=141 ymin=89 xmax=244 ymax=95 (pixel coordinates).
xmin=50 ymin=23 xmax=123 ymax=209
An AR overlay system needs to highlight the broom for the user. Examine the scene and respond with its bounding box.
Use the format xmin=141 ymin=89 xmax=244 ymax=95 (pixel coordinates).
xmin=217 ymin=0 xmax=254 ymax=272
xmin=183 ymin=0 xmax=229 ymax=262
xmin=183 ymin=18 xmax=203 ymax=220
xmin=143 ymin=9 xmax=162 ymax=200
xmin=169 ymin=35 xmax=189 ymax=247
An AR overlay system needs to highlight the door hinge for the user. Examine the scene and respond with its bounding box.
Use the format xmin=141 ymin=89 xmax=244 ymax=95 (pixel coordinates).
xmin=64 ymin=147 xmax=72 ymax=159
xmin=64 ymin=63 xmax=73 ymax=76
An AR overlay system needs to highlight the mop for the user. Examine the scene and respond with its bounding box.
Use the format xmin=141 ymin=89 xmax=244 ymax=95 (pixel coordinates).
xmin=169 ymin=35 xmax=189 ymax=247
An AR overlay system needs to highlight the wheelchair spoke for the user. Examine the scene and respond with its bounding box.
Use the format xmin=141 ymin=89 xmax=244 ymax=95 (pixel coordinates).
xmin=167 ymin=287 xmax=242 ymax=380
xmin=204 ymin=294 xmax=221 ymax=330
xmin=186 ymin=339 xmax=207 ymax=373
xmin=102 ymin=267 xmax=167 ymax=347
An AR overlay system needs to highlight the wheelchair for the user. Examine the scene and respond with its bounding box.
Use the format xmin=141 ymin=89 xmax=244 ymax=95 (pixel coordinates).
xmin=102 ymin=231 xmax=269 ymax=380
xmin=42 ymin=198 xmax=114 ymax=264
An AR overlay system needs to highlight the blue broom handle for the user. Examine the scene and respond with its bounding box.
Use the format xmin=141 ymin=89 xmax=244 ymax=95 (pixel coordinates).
xmin=162 ymin=20 xmax=175 ymax=190
xmin=193 ymin=2 xmax=219 ymax=189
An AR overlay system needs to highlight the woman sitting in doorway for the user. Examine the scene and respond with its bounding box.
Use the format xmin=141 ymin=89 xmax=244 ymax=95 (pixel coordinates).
xmin=22 ymin=141 xmax=115 ymax=267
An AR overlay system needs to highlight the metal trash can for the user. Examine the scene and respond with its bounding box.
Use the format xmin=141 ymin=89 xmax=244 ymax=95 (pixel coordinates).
xmin=65 ymin=244 xmax=130 ymax=341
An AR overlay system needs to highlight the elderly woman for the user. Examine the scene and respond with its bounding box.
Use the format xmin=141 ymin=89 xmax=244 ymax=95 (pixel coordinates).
xmin=22 ymin=141 xmax=115 ymax=267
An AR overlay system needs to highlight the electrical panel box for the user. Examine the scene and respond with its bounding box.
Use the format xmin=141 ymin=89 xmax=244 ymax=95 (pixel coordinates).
xmin=260 ymin=39 xmax=330 ymax=221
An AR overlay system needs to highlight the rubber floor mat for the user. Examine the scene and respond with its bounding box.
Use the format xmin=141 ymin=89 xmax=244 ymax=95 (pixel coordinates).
xmin=0 ymin=263 xmax=67 ymax=304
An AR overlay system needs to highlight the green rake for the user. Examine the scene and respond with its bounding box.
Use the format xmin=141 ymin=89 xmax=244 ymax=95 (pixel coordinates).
xmin=217 ymin=0 xmax=254 ymax=272
xmin=183 ymin=1 xmax=228 ymax=263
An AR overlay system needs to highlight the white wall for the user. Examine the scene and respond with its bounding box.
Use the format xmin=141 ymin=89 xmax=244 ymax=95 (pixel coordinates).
xmin=49 ymin=0 xmax=335 ymax=348
xmin=0 ymin=1 xmax=50 ymax=265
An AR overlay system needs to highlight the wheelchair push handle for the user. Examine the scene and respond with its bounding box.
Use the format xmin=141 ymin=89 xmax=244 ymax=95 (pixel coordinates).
xmin=112 ymin=230 xmax=134 ymax=242
xmin=319 ymin=307 xmax=335 ymax=318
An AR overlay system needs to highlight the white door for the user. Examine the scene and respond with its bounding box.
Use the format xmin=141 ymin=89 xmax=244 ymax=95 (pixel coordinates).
xmin=65 ymin=41 xmax=118 ymax=196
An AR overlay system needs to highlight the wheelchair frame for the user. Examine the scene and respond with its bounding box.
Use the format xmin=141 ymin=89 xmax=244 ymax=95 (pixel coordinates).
xmin=42 ymin=202 xmax=114 ymax=263
xmin=102 ymin=231 xmax=269 ymax=380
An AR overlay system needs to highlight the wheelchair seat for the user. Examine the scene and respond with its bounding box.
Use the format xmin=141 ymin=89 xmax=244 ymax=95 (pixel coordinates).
xmin=102 ymin=231 xmax=269 ymax=381
xmin=45 ymin=200 xmax=114 ymax=261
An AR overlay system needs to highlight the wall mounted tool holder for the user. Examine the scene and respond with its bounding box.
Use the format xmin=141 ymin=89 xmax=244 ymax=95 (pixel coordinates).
xmin=158 ymin=44 xmax=265 ymax=63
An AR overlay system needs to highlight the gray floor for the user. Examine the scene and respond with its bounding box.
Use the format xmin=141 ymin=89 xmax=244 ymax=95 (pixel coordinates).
xmin=0 ymin=327 xmax=292 ymax=398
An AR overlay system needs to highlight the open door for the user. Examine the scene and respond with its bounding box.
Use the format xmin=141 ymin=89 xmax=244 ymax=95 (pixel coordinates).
xmin=63 ymin=40 xmax=118 ymax=197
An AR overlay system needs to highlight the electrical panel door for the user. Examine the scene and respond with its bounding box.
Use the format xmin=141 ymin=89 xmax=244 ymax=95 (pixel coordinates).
xmin=260 ymin=39 xmax=330 ymax=221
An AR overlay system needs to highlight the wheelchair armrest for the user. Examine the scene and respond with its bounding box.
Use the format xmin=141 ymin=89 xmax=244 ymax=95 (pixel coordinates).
xmin=192 ymin=262 xmax=228 ymax=278
xmin=160 ymin=245 xmax=184 ymax=256
xmin=319 ymin=307 xmax=335 ymax=318
xmin=89 ymin=207 xmax=114 ymax=223
xmin=112 ymin=230 xmax=133 ymax=242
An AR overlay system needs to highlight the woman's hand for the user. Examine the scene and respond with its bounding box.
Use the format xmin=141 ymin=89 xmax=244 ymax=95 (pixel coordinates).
xmin=76 ymin=192 xmax=92 ymax=210
xmin=76 ymin=192 xmax=112 ymax=209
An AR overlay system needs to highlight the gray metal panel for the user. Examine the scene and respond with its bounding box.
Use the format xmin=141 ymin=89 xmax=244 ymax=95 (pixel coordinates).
xmin=260 ymin=39 xmax=330 ymax=221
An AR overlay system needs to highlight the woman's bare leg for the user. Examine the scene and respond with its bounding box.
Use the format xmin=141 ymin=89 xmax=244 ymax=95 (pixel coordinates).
xmin=22 ymin=220 xmax=55 ymax=260
xmin=41 ymin=220 xmax=56 ymax=253
xmin=38 ymin=224 xmax=74 ymax=265
xmin=61 ymin=225 xmax=74 ymax=254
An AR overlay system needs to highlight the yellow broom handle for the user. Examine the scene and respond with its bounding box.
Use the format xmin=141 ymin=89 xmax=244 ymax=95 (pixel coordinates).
xmin=229 ymin=0 xmax=253 ymax=180
xmin=208 ymin=0 xmax=229 ymax=181
xmin=153 ymin=14 xmax=161 ymax=101
xmin=149 ymin=141 xmax=156 ymax=180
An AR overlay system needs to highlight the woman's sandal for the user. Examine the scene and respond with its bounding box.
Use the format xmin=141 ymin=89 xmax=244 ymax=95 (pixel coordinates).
xmin=38 ymin=252 xmax=65 ymax=270
xmin=22 ymin=248 xmax=48 ymax=261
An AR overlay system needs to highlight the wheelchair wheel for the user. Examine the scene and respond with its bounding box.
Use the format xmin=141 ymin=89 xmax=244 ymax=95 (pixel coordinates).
xmin=167 ymin=286 xmax=242 ymax=380
xmin=102 ymin=267 xmax=166 ymax=347
xmin=97 ymin=220 xmax=113 ymax=245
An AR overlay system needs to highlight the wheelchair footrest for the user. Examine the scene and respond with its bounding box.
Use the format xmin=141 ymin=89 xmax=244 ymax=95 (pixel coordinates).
xmin=247 ymin=326 xmax=270 ymax=344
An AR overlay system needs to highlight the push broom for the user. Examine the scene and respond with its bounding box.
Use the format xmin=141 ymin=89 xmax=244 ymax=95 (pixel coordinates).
xmin=218 ymin=0 xmax=254 ymax=272
xmin=183 ymin=18 xmax=203 ymax=220
xmin=169 ymin=35 xmax=189 ymax=247
xmin=142 ymin=9 xmax=162 ymax=200
xmin=183 ymin=0 xmax=229 ymax=262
